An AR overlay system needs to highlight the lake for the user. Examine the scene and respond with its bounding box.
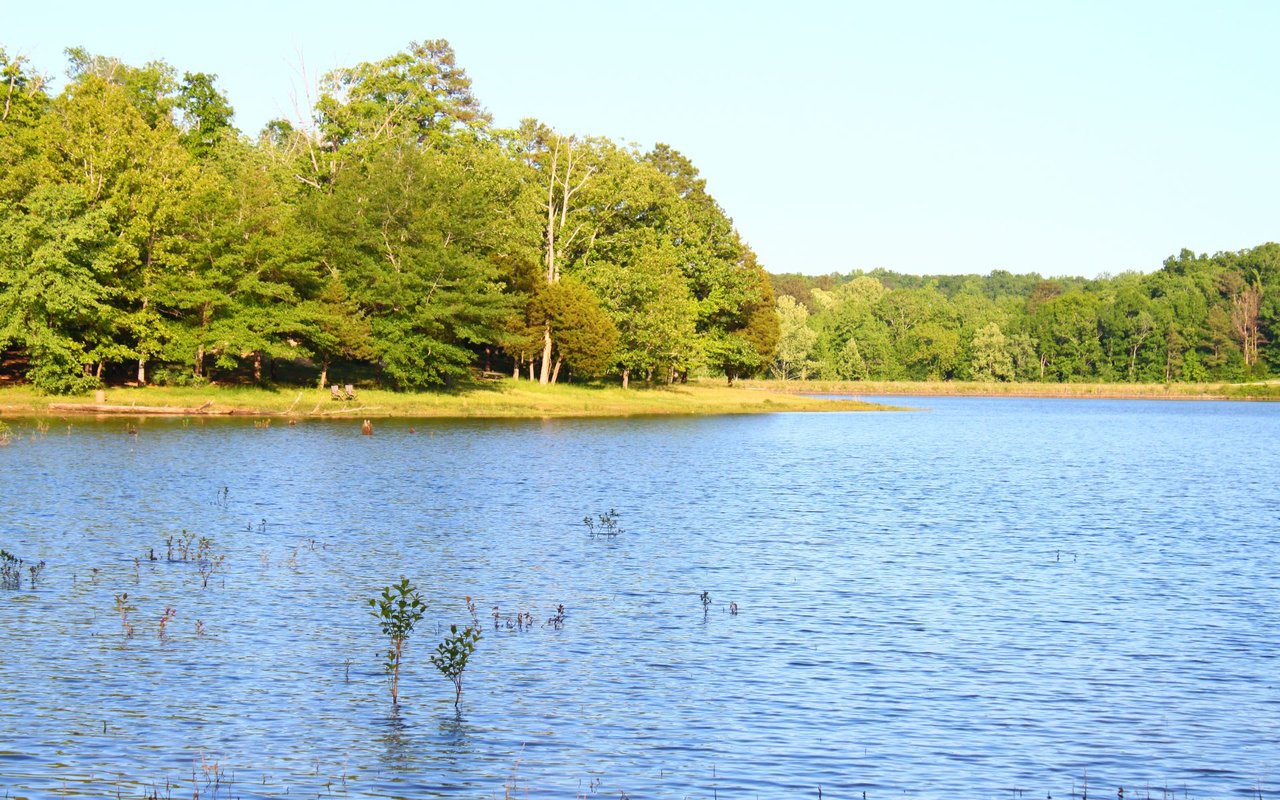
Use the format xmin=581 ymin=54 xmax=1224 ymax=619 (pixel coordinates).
xmin=1 ymin=396 xmax=1277 ymax=799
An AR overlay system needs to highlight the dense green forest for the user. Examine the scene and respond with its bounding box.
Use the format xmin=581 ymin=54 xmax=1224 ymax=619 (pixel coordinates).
xmin=0 ymin=42 xmax=778 ymax=393
xmin=1 ymin=43 xmax=1276 ymax=393
xmin=769 ymin=247 xmax=1277 ymax=383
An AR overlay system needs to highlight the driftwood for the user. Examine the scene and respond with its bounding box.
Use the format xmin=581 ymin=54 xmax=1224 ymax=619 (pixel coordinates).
xmin=48 ymin=400 xmax=219 ymax=416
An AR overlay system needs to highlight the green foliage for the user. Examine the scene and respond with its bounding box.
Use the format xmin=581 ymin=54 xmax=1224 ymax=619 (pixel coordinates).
xmin=777 ymin=245 xmax=1280 ymax=383
xmin=773 ymin=295 xmax=817 ymax=379
xmin=431 ymin=621 xmax=482 ymax=710
xmin=531 ymin=277 xmax=619 ymax=380
xmin=970 ymin=322 xmax=1014 ymax=382
xmin=1 ymin=549 xmax=23 ymax=589
xmin=177 ymin=72 xmax=234 ymax=159
xmin=3 ymin=43 xmax=1277 ymax=390
xmin=315 ymin=39 xmax=488 ymax=150
xmin=369 ymin=578 xmax=427 ymax=705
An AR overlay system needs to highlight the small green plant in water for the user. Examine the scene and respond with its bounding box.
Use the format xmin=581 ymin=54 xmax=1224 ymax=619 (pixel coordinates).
xmin=28 ymin=560 xmax=45 ymax=588
xmin=432 ymin=619 xmax=482 ymax=710
xmin=1 ymin=550 xmax=44 ymax=590
xmin=195 ymin=537 xmax=225 ymax=588
xmin=545 ymin=603 xmax=566 ymax=630
xmin=1 ymin=549 xmax=23 ymax=589
xmin=370 ymin=578 xmax=427 ymax=706
xmin=583 ymin=508 xmax=623 ymax=539
xmin=158 ymin=607 xmax=176 ymax=637
xmin=114 ymin=592 xmax=136 ymax=637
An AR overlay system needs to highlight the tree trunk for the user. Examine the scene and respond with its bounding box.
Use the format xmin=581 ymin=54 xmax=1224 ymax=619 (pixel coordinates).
xmin=195 ymin=344 xmax=205 ymax=378
xmin=528 ymin=359 xmax=535 ymax=381
xmin=1231 ymin=281 xmax=1263 ymax=367
xmin=319 ymin=360 xmax=329 ymax=389
xmin=551 ymin=357 xmax=563 ymax=384
xmin=538 ymin=324 xmax=553 ymax=384
xmin=137 ymin=357 xmax=147 ymax=385
xmin=253 ymin=353 xmax=262 ymax=383
xmin=621 ymin=368 xmax=629 ymax=389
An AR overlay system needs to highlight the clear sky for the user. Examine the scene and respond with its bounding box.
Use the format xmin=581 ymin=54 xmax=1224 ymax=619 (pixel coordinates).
xmin=6 ymin=0 xmax=1278 ymax=279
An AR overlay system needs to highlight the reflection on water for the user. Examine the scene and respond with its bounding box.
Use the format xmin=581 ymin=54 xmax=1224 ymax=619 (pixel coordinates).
xmin=1 ymin=398 xmax=1278 ymax=799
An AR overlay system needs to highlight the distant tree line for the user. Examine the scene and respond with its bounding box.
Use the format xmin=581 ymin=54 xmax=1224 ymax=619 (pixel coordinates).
xmin=768 ymin=246 xmax=1278 ymax=383
xmin=0 ymin=42 xmax=778 ymax=393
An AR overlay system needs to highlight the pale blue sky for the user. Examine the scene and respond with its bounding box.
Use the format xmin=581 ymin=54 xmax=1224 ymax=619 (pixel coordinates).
xmin=6 ymin=0 xmax=1278 ymax=278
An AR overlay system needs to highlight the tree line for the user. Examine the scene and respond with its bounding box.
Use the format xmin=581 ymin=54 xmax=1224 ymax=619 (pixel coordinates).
xmin=3 ymin=42 xmax=1275 ymax=394
xmin=768 ymin=245 xmax=1277 ymax=383
xmin=0 ymin=42 xmax=778 ymax=393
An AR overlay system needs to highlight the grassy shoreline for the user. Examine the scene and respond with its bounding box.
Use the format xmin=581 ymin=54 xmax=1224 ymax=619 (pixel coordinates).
xmin=0 ymin=381 xmax=891 ymax=419
xmin=740 ymin=378 xmax=1280 ymax=401
xmin=5 ymin=377 xmax=1275 ymax=420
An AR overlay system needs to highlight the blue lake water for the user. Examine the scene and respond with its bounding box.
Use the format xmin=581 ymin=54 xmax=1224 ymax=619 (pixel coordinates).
xmin=0 ymin=396 xmax=1277 ymax=799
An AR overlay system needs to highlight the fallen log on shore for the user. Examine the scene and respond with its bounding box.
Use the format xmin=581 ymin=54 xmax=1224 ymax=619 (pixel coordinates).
xmin=48 ymin=400 xmax=219 ymax=416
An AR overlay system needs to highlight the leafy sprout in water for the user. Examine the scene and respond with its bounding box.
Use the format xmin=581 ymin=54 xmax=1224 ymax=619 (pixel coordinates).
xmin=431 ymin=618 xmax=482 ymax=710
xmin=583 ymin=508 xmax=623 ymax=539
xmin=1 ymin=549 xmax=23 ymax=589
xmin=369 ymin=578 xmax=427 ymax=706
xmin=114 ymin=592 xmax=136 ymax=637
xmin=0 ymin=550 xmax=44 ymax=590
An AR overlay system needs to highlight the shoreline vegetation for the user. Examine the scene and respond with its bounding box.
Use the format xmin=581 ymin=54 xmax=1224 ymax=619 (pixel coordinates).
xmin=0 ymin=383 xmax=891 ymax=419
xmin=2 ymin=378 xmax=1276 ymax=420
xmin=744 ymin=378 xmax=1280 ymax=401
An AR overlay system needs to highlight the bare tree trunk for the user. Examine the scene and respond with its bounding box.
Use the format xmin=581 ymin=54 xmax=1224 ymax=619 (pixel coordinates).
xmin=195 ymin=303 xmax=210 ymax=378
xmin=621 ymin=368 xmax=629 ymax=389
xmin=528 ymin=359 xmax=535 ymax=382
xmin=253 ymin=353 xmax=263 ymax=383
xmin=1231 ymin=281 xmax=1264 ymax=367
xmin=538 ymin=324 xmax=553 ymax=384
xmin=137 ymin=357 xmax=146 ymax=385
xmin=551 ymin=357 xmax=563 ymax=384
xmin=319 ymin=360 xmax=329 ymax=389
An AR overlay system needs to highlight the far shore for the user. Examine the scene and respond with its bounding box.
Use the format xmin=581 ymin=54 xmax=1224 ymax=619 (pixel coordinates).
xmin=740 ymin=378 xmax=1280 ymax=401
xmin=0 ymin=382 xmax=892 ymax=420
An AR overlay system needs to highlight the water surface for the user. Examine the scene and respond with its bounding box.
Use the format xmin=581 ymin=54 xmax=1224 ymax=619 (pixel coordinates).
xmin=1 ymin=397 xmax=1277 ymax=799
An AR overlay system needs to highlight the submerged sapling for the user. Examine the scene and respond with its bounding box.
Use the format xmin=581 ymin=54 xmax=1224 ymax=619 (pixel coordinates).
xmin=431 ymin=619 xmax=482 ymax=710
xmin=114 ymin=592 xmax=136 ymax=637
xmin=583 ymin=509 xmax=623 ymax=539
xmin=370 ymin=578 xmax=427 ymax=706
xmin=158 ymin=607 xmax=176 ymax=637
xmin=0 ymin=550 xmax=23 ymax=590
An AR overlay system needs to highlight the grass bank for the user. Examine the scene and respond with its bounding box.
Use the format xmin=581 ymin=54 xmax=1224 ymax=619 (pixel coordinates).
xmin=741 ymin=378 xmax=1280 ymax=401
xmin=0 ymin=381 xmax=890 ymax=419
